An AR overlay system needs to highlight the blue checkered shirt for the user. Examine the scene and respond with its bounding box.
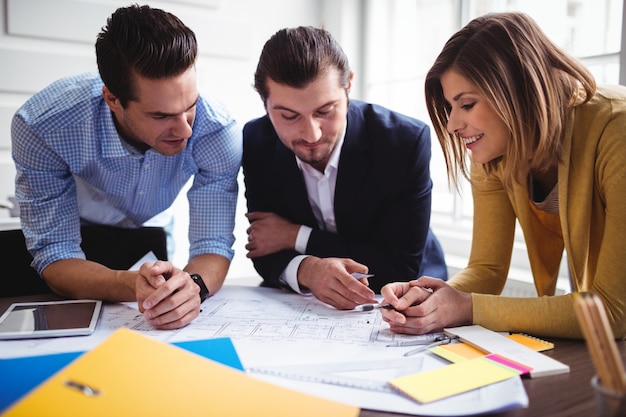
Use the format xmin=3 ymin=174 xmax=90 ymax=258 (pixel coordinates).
xmin=12 ymin=73 xmax=242 ymax=274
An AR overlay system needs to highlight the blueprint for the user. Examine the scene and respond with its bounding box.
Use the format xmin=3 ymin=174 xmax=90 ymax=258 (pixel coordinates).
xmin=0 ymin=285 xmax=528 ymax=416
xmin=98 ymin=285 xmax=434 ymax=346
xmin=0 ymin=286 xmax=429 ymax=357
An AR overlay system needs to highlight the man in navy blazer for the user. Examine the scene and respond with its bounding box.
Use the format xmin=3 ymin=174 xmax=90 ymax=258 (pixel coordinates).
xmin=242 ymin=26 xmax=446 ymax=310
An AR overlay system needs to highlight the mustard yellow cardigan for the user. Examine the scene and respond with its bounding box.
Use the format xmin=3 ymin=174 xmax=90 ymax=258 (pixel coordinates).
xmin=449 ymin=85 xmax=626 ymax=339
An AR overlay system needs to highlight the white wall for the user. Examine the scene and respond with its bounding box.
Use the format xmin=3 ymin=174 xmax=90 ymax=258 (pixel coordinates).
xmin=0 ymin=0 xmax=342 ymax=279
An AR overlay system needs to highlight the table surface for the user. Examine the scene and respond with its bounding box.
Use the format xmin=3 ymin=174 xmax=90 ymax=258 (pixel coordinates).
xmin=1 ymin=290 xmax=621 ymax=417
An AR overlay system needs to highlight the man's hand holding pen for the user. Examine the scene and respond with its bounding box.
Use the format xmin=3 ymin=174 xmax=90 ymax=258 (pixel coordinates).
xmin=297 ymin=256 xmax=377 ymax=310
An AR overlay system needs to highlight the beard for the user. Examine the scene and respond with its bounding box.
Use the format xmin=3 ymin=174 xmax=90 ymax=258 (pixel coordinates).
xmin=292 ymin=137 xmax=336 ymax=172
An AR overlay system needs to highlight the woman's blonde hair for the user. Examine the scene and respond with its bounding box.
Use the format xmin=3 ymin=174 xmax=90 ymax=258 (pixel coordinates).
xmin=425 ymin=12 xmax=596 ymax=190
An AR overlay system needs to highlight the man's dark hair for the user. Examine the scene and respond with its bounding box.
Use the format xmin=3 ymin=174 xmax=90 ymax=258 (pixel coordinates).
xmin=253 ymin=26 xmax=351 ymax=106
xmin=95 ymin=4 xmax=197 ymax=107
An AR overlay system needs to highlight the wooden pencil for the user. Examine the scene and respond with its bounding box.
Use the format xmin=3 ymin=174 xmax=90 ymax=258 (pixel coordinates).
xmin=574 ymin=293 xmax=616 ymax=390
xmin=573 ymin=292 xmax=626 ymax=394
xmin=587 ymin=293 xmax=626 ymax=393
xmin=582 ymin=293 xmax=626 ymax=393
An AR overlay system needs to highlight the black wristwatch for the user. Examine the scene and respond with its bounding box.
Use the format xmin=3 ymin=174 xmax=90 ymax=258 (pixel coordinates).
xmin=190 ymin=273 xmax=210 ymax=303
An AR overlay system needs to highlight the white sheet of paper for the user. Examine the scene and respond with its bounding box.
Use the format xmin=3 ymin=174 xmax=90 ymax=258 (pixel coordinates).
xmin=128 ymin=251 xmax=158 ymax=271
xmin=0 ymin=285 xmax=528 ymax=416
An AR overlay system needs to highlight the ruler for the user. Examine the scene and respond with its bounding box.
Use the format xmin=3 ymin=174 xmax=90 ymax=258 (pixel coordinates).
xmin=249 ymin=356 xmax=424 ymax=393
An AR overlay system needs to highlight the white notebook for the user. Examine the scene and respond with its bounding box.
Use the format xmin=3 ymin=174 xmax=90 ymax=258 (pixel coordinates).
xmin=444 ymin=325 xmax=569 ymax=378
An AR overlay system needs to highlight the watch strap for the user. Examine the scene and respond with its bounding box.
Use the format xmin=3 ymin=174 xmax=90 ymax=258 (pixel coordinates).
xmin=189 ymin=273 xmax=210 ymax=302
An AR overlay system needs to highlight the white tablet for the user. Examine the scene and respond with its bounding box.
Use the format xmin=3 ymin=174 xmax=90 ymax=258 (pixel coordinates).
xmin=0 ymin=299 xmax=102 ymax=340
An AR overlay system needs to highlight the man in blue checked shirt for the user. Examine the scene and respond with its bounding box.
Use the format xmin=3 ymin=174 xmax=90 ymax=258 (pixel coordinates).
xmin=11 ymin=5 xmax=241 ymax=330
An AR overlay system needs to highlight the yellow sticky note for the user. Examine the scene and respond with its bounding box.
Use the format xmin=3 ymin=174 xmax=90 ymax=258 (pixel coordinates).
xmin=389 ymin=357 xmax=521 ymax=403
xmin=431 ymin=343 xmax=487 ymax=363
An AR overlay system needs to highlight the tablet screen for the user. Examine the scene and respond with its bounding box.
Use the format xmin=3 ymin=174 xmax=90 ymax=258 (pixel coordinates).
xmin=0 ymin=300 xmax=102 ymax=340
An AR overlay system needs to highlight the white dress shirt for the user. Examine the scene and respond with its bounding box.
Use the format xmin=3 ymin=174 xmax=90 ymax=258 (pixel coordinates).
xmin=280 ymin=133 xmax=345 ymax=294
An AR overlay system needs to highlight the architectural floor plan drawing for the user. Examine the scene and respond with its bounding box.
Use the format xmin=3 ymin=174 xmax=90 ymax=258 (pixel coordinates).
xmin=98 ymin=285 xmax=430 ymax=347
xmin=178 ymin=288 xmax=391 ymax=344
xmin=0 ymin=285 xmax=528 ymax=416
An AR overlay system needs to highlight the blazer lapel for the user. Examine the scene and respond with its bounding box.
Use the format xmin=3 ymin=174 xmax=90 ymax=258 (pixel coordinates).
xmin=335 ymin=109 xmax=370 ymax=222
xmin=273 ymin=142 xmax=317 ymax=225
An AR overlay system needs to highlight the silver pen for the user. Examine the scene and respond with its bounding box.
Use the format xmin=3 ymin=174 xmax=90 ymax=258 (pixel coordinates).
xmin=350 ymin=272 xmax=374 ymax=280
xmin=403 ymin=335 xmax=459 ymax=357
xmin=386 ymin=333 xmax=447 ymax=347
xmin=353 ymin=302 xmax=394 ymax=312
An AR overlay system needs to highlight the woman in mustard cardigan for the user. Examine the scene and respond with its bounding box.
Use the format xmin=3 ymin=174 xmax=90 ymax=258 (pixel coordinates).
xmin=380 ymin=12 xmax=626 ymax=339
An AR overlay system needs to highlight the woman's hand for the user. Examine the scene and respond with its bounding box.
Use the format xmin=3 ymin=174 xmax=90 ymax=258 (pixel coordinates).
xmin=380 ymin=277 xmax=473 ymax=334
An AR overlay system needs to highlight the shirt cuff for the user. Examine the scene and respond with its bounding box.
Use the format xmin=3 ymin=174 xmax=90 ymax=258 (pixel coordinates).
xmin=280 ymin=255 xmax=312 ymax=295
xmin=295 ymin=225 xmax=312 ymax=254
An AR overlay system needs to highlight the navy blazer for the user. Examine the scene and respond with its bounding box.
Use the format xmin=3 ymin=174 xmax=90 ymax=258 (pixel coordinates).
xmin=242 ymin=100 xmax=446 ymax=293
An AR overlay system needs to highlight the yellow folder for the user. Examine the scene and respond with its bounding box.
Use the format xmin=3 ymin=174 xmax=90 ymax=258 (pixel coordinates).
xmin=1 ymin=328 xmax=359 ymax=417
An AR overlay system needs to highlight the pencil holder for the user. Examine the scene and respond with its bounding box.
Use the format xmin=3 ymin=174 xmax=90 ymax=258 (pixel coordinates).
xmin=592 ymin=375 xmax=626 ymax=417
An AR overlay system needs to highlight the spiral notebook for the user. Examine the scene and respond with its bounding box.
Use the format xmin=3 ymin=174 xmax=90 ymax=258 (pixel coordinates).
xmin=506 ymin=333 xmax=554 ymax=352
xmin=250 ymin=356 xmax=424 ymax=393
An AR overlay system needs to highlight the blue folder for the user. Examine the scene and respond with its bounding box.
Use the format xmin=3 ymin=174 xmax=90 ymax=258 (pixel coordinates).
xmin=0 ymin=337 xmax=243 ymax=412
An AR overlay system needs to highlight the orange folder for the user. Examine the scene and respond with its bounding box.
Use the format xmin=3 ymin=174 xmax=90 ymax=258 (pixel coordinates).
xmin=1 ymin=328 xmax=359 ymax=417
